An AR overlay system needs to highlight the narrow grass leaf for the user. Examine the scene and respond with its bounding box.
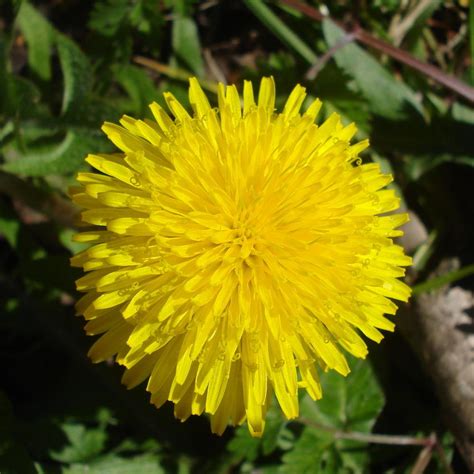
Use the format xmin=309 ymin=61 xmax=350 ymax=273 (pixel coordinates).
xmin=244 ymin=0 xmax=317 ymax=64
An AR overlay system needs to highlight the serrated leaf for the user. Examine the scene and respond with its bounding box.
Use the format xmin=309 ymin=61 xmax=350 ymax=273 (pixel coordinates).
xmin=282 ymin=358 xmax=384 ymax=474
xmin=227 ymin=426 xmax=261 ymax=463
xmin=310 ymin=62 xmax=370 ymax=131
xmin=301 ymin=358 xmax=384 ymax=433
xmin=280 ymin=430 xmax=334 ymax=474
xmin=88 ymin=0 xmax=129 ymax=36
xmin=56 ymin=33 xmax=93 ymax=116
xmin=129 ymin=0 xmax=163 ymax=37
xmin=50 ymin=423 xmax=107 ymax=464
xmin=172 ymin=15 xmax=204 ymax=76
xmin=16 ymin=1 xmax=54 ymax=80
xmin=227 ymin=403 xmax=288 ymax=462
xmin=2 ymin=130 xmax=110 ymax=176
xmin=322 ymin=19 xmax=422 ymax=119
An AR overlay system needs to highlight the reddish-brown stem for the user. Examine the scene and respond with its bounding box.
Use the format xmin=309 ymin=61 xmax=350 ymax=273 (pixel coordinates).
xmin=279 ymin=0 xmax=474 ymax=102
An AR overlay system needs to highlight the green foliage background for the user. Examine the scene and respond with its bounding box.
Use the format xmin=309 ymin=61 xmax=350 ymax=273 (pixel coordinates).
xmin=0 ymin=0 xmax=473 ymax=472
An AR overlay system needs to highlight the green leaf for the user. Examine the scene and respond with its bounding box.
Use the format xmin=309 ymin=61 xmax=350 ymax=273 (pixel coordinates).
xmin=2 ymin=129 xmax=110 ymax=176
xmin=244 ymin=0 xmax=317 ymax=64
xmin=16 ymin=1 xmax=54 ymax=80
xmin=301 ymin=358 xmax=384 ymax=433
xmin=56 ymin=33 xmax=93 ymax=116
xmin=227 ymin=426 xmax=261 ymax=463
xmin=322 ymin=19 xmax=423 ymax=119
xmin=0 ymin=39 xmax=40 ymax=119
xmin=261 ymin=407 xmax=288 ymax=456
xmin=88 ymin=0 xmax=129 ymax=36
xmin=50 ymin=423 xmax=107 ymax=464
xmin=59 ymin=228 xmax=89 ymax=254
xmin=172 ymin=15 xmax=204 ymax=76
xmin=279 ymin=430 xmax=334 ymax=474
xmin=227 ymin=403 xmax=290 ymax=462
xmin=64 ymin=454 xmax=165 ymax=474
xmin=114 ymin=64 xmax=160 ymax=116
xmin=310 ymin=63 xmax=370 ymax=131
xmin=0 ymin=36 xmax=9 ymax=115
xmin=7 ymin=75 xmax=41 ymax=118
xmin=0 ymin=200 xmax=20 ymax=248
xmin=129 ymin=0 xmax=163 ymax=37
xmin=452 ymin=101 xmax=474 ymax=123
xmin=282 ymin=357 xmax=385 ymax=474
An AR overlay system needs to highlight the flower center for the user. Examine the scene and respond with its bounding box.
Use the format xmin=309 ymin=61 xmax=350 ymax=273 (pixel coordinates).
xmin=231 ymin=210 xmax=261 ymax=260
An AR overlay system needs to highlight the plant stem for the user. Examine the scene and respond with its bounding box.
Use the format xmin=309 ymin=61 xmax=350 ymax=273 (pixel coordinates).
xmin=298 ymin=417 xmax=432 ymax=446
xmin=133 ymin=56 xmax=218 ymax=93
xmin=412 ymin=264 xmax=474 ymax=295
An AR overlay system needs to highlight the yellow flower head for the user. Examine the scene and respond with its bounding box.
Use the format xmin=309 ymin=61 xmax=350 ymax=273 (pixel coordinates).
xmin=71 ymin=77 xmax=411 ymax=437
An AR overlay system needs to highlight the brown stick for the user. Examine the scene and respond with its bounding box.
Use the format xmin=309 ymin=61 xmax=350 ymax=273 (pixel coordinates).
xmin=279 ymin=0 xmax=474 ymax=102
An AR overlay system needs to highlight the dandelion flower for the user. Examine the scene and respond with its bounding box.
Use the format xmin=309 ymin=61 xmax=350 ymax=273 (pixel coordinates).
xmin=70 ymin=77 xmax=411 ymax=437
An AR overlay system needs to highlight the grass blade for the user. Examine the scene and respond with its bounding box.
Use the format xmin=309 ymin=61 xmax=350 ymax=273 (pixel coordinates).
xmin=244 ymin=0 xmax=317 ymax=64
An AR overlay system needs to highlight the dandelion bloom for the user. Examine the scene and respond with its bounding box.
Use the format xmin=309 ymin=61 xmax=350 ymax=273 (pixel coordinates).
xmin=71 ymin=77 xmax=411 ymax=436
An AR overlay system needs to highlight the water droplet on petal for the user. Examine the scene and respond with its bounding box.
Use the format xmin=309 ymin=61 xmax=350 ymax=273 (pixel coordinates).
xmin=130 ymin=176 xmax=140 ymax=187
xmin=371 ymin=194 xmax=380 ymax=205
